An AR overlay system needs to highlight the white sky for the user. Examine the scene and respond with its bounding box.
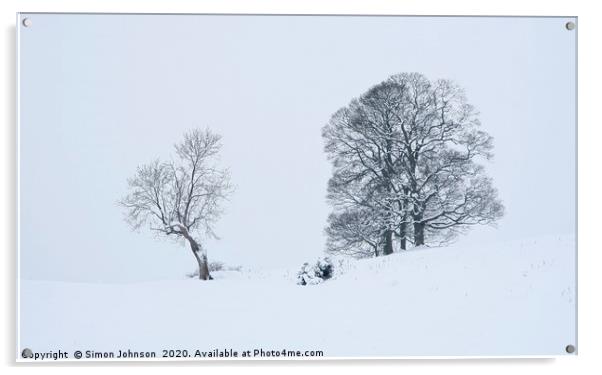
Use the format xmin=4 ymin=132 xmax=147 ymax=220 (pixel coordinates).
xmin=18 ymin=14 xmax=576 ymax=282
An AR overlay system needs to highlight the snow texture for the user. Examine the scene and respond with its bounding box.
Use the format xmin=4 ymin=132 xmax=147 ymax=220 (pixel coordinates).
xmin=19 ymin=235 xmax=575 ymax=358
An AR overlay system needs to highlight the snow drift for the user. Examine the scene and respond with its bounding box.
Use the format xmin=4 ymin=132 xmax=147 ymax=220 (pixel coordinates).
xmin=19 ymin=235 xmax=575 ymax=359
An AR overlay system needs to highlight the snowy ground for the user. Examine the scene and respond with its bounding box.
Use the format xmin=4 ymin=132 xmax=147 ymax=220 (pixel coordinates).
xmin=19 ymin=235 xmax=575 ymax=360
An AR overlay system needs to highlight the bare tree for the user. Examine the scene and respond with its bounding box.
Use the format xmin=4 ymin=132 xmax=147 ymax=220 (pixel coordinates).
xmin=322 ymin=73 xmax=503 ymax=255
xmin=120 ymin=129 xmax=232 ymax=280
xmin=323 ymin=81 xmax=412 ymax=255
xmin=389 ymin=74 xmax=504 ymax=245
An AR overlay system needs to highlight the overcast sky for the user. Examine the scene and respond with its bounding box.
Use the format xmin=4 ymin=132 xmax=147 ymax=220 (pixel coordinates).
xmin=19 ymin=14 xmax=576 ymax=282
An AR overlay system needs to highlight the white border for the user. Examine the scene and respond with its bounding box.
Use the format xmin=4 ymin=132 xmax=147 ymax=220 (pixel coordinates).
xmin=13 ymin=11 xmax=578 ymax=363
xmin=2 ymin=1 xmax=601 ymax=374
xmin=15 ymin=11 xmax=21 ymax=363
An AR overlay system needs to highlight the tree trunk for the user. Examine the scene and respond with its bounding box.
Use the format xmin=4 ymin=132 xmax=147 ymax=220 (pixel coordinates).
xmin=399 ymin=221 xmax=407 ymax=251
xmin=192 ymin=246 xmax=211 ymax=280
xmin=383 ymin=229 xmax=394 ymax=255
xmin=398 ymin=197 xmax=408 ymax=251
xmin=182 ymin=233 xmax=211 ymax=280
xmin=412 ymin=199 xmax=425 ymax=247
xmin=414 ymin=221 xmax=425 ymax=247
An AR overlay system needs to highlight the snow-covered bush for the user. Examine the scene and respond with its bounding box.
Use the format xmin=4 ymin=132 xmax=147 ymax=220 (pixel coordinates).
xmin=297 ymin=257 xmax=334 ymax=286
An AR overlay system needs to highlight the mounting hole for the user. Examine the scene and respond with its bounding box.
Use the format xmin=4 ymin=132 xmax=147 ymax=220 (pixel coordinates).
xmin=565 ymin=21 xmax=575 ymax=31
xmin=21 ymin=348 xmax=33 ymax=358
xmin=22 ymin=17 xmax=32 ymax=27
xmin=565 ymin=344 xmax=575 ymax=354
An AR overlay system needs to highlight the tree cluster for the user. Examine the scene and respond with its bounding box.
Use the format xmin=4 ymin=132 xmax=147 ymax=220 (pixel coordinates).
xmin=323 ymin=73 xmax=504 ymax=257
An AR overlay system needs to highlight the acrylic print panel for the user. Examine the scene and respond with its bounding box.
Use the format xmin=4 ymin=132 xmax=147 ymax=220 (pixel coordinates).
xmin=17 ymin=14 xmax=576 ymax=360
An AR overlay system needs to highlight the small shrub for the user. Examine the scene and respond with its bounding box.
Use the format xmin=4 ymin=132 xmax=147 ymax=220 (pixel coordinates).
xmin=297 ymin=257 xmax=334 ymax=286
xmin=208 ymin=261 xmax=225 ymax=272
xmin=187 ymin=261 xmax=237 ymax=278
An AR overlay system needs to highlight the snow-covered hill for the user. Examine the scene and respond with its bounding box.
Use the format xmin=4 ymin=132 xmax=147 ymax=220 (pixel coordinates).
xmin=19 ymin=235 xmax=575 ymax=359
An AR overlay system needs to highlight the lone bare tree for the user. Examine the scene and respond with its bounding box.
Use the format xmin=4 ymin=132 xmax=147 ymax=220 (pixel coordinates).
xmin=120 ymin=129 xmax=232 ymax=280
xmin=323 ymin=73 xmax=504 ymax=256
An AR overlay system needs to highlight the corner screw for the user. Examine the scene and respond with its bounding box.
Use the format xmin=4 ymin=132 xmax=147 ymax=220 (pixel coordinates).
xmin=21 ymin=348 xmax=33 ymax=358
xmin=22 ymin=18 xmax=32 ymax=28
xmin=565 ymin=21 xmax=575 ymax=31
xmin=565 ymin=344 xmax=575 ymax=354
